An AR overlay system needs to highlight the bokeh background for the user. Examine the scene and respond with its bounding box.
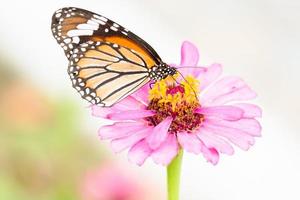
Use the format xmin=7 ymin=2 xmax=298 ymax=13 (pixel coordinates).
xmin=0 ymin=0 xmax=299 ymax=199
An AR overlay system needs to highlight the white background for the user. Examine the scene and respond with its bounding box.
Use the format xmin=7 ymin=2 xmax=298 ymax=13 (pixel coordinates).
xmin=0 ymin=0 xmax=299 ymax=199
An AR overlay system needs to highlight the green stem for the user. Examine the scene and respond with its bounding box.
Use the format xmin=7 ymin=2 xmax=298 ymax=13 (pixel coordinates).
xmin=167 ymin=149 xmax=183 ymax=200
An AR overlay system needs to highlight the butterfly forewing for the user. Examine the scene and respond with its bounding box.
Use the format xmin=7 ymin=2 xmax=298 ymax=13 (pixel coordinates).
xmin=51 ymin=7 xmax=162 ymax=106
xmin=51 ymin=7 xmax=161 ymax=65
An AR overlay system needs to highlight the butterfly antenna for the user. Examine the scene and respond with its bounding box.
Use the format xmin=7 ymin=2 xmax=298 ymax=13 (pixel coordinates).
xmin=176 ymin=70 xmax=199 ymax=101
xmin=179 ymin=66 xmax=201 ymax=68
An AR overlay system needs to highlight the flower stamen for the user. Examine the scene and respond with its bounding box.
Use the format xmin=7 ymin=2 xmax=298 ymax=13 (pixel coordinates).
xmin=147 ymin=75 xmax=204 ymax=133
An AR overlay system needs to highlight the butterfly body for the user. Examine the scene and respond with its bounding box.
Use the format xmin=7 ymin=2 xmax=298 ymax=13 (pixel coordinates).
xmin=51 ymin=7 xmax=176 ymax=106
xmin=148 ymin=63 xmax=177 ymax=81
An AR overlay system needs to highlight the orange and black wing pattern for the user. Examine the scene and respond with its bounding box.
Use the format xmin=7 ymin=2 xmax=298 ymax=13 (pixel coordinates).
xmin=51 ymin=7 xmax=162 ymax=106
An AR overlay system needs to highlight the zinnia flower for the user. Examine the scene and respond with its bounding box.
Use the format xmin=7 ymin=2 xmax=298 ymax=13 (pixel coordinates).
xmin=91 ymin=41 xmax=262 ymax=166
xmin=80 ymin=164 xmax=158 ymax=200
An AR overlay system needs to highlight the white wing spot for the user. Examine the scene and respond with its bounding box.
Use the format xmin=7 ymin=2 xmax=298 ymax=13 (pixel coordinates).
xmin=72 ymin=36 xmax=80 ymax=43
xmin=94 ymin=15 xmax=108 ymax=22
xmin=77 ymin=23 xmax=99 ymax=30
xmin=110 ymin=26 xmax=118 ymax=31
xmin=79 ymin=91 xmax=85 ymax=96
xmin=64 ymin=38 xmax=71 ymax=44
xmin=86 ymin=96 xmax=92 ymax=101
xmin=92 ymin=18 xmax=106 ymax=25
xmin=67 ymin=29 xmax=93 ymax=37
xmin=87 ymin=19 xmax=99 ymax=26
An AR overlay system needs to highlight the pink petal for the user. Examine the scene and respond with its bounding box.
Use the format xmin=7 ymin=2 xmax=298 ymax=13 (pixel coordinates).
xmin=146 ymin=117 xmax=173 ymax=150
xmin=197 ymin=63 xmax=223 ymax=91
xmin=233 ymin=103 xmax=262 ymax=118
xmin=196 ymin=106 xmax=244 ymax=121
xmin=197 ymin=129 xmax=234 ymax=155
xmin=151 ymin=134 xmax=179 ymax=166
xmin=201 ymin=144 xmax=219 ymax=165
xmin=111 ymin=127 xmax=152 ymax=153
xmin=91 ymin=96 xmax=145 ymax=119
xmin=107 ymin=110 xmax=155 ymax=120
xmin=177 ymin=131 xmax=202 ymax=154
xmin=202 ymin=123 xmax=255 ymax=151
xmin=130 ymin=83 xmax=150 ymax=105
xmin=180 ymin=41 xmax=199 ymax=67
xmin=98 ymin=121 xmax=147 ymax=140
xmin=201 ymin=76 xmax=257 ymax=106
xmin=205 ymin=118 xmax=262 ymax=137
xmin=128 ymin=139 xmax=152 ymax=166
xmin=91 ymin=105 xmax=117 ymax=118
xmin=176 ymin=66 xmax=206 ymax=80
xmin=113 ymin=96 xmax=146 ymax=110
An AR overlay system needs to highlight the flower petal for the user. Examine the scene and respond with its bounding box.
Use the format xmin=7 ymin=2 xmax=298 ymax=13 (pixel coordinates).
xmin=177 ymin=131 xmax=202 ymax=154
xmin=202 ymin=123 xmax=255 ymax=151
xmin=196 ymin=106 xmax=244 ymax=121
xmin=113 ymin=96 xmax=146 ymax=110
xmin=90 ymin=96 xmax=145 ymax=119
xmin=91 ymin=105 xmax=117 ymax=118
xmin=130 ymin=83 xmax=150 ymax=105
xmin=111 ymin=127 xmax=152 ymax=153
xmin=151 ymin=134 xmax=179 ymax=166
xmin=201 ymin=144 xmax=219 ymax=165
xmin=180 ymin=41 xmax=199 ymax=67
xmin=197 ymin=63 xmax=222 ymax=90
xmin=197 ymin=129 xmax=234 ymax=155
xmin=205 ymin=118 xmax=262 ymax=137
xmin=201 ymin=76 xmax=257 ymax=106
xmin=146 ymin=117 xmax=173 ymax=149
xmin=128 ymin=139 xmax=152 ymax=166
xmin=176 ymin=66 xmax=206 ymax=80
xmin=233 ymin=103 xmax=262 ymax=118
xmin=107 ymin=110 xmax=155 ymax=120
xmin=98 ymin=121 xmax=147 ymax=140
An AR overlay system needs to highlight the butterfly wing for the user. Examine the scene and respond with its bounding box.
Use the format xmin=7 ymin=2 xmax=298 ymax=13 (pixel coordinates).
xmin=51 ymin=7 xmax=161 ymax=106
xmin=69 ymin=41 xmax=150 ymax=106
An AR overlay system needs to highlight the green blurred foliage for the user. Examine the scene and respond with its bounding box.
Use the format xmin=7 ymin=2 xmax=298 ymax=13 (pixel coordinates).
xmin=0 ymin=99 xmax=105 ymax=200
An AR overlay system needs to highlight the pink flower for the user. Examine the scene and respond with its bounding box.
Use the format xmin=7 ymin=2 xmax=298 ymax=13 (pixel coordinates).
xmin=80 ymin=164 xmax=149 ymax=200
xmin=91 ymin=41 xmax=262 ymax=166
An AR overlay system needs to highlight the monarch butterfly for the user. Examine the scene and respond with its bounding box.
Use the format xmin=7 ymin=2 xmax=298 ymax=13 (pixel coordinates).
xmin=51 ymin=7 xmax=177 ymax=107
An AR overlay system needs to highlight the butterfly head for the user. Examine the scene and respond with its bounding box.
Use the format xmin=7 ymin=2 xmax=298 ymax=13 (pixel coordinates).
xmin=149 ymin=63 xmax=177 ymax=81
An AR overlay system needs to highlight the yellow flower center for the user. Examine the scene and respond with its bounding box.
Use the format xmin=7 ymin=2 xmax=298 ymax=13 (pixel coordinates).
xmin=146 ymin=75 xmax=204 ymax=133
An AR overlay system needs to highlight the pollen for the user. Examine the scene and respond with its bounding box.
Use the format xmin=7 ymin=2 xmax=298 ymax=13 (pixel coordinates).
xmin=147 ymin=75 xmax=204 ymax=133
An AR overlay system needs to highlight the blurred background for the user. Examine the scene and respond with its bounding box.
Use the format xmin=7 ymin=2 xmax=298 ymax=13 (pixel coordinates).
xmin=0 ymin=0 xmax=299 ymax=199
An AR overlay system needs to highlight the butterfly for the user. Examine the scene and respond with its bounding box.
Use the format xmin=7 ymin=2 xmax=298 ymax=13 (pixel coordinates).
xmin=51 ymin=7 xmax=177 ymax=107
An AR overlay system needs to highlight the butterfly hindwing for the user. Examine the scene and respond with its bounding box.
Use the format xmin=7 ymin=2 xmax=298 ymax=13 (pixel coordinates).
xmin=68 ymin=40 xmax=150 ymax=106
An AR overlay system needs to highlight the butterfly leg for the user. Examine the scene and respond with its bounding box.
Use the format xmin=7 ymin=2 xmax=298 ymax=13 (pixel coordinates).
xmin=149 ymin=82 xmax=155 ymax=89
